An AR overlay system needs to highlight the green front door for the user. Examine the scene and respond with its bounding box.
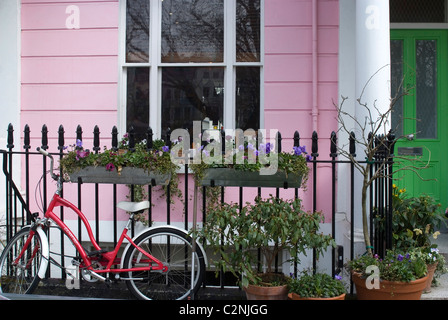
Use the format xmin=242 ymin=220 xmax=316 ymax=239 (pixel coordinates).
xmin=391 ymin=29 xmax=448 ymax=211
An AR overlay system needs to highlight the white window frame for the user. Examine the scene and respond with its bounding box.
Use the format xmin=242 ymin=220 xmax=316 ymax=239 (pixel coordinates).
xmin=118 ymin=0 xmax=264 ymax=139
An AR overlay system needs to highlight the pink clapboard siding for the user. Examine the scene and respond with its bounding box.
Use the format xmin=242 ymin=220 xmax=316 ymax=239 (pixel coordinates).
xmin=20 ymin=0 xmax=340 ymax=222
xmin=264 ymin=0 xmax=339 ymax=220
xmin=20 ymin=0 xmax=120 ymax=221
xmin=20 ymin=0 xmax=119 ymax=142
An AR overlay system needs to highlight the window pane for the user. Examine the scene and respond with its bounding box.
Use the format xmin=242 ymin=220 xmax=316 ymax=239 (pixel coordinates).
xmin=236 ymin=0 xmax=261 ymax=62
xmin=236 ymin=67 xmax=260 ymax=130
xmin=416 ymin=40 xmax=437 ymax=139
xmin=390 ymin=39 xmax=403 ymax=137
xmin=127 ymin=67 xmax=149 ymax=140
xmin=162 ymin=67 xmax=224 ymax=136
xmin=161 ymin=0 xmax=224 ymax=63
xmin=126 ymin=0 xmax=150 ymax=63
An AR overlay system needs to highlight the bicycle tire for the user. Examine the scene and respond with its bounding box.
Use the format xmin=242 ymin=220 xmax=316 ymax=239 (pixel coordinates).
xmin=0 ymin=227 xmax=44 ymax=295
xmin=123 ymin=227 xmax=205 ymax=300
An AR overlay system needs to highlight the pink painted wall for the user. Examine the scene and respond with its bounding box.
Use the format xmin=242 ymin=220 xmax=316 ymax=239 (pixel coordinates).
xmin=20 ymin=0 xmax=120 ymax=221
xmin=21 ymin=0 xmax=119 ymax=145
xmin=264 ymin=0 xmax=339 ymax=219
xmin=20 ymin=0 xmax=339 ymax=223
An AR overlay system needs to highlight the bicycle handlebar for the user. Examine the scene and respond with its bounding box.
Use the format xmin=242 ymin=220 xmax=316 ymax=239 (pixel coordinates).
xmin=36 ymin=147 xmax=59 ymax=181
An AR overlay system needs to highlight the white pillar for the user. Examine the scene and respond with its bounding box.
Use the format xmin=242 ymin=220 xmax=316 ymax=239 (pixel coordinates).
xmin=0 ymin=0 xmax=20 ymax=140
xmin=355 ymin=0 xmax=391 ymax=132
xmin=0 ymin=0 xmax=21 ymax=230
xmin=336 ymin=0 xmax=391 ymax=255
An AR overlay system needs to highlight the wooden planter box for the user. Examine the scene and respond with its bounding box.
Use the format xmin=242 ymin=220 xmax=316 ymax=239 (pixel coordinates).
xmin=199 ymin=168 xmax=303 ymax=188
xmin=68 ymin=166 xmax=171 ymax=186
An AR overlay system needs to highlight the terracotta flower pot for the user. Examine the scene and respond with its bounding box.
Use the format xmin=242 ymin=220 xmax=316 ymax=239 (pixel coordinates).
xmin=352 ymin=272 xmax=429 ymax=300
xmin=244 ymin=284 xmax=289 ymax=300
xmin=288 ymin=292 xmax=346 ymax=300
xmin=424 ymin=263 xmax=438 ymax=293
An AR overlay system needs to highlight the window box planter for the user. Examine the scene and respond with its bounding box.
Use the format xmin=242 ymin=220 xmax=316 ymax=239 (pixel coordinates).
xmin=68 ymin=166 xmax=171 ymax=186
xmin=199 ymin=168 xmax=303 ymax=188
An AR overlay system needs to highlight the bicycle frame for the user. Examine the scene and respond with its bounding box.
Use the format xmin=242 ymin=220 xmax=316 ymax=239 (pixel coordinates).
xmin=2 ymin=147 xmax=206 ymax=299
xmin=42 ymin=193 xmax=168 ymax=277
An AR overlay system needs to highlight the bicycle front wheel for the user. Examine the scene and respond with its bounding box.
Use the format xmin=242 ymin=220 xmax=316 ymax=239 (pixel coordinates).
xmin=0 ymin=227 xmax=44 ymax=295
xmin=123 ymin=227 xmax=205 ymax=300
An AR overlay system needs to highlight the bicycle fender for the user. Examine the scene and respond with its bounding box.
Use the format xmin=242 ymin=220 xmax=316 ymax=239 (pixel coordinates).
xmin=36 ymin=227 xmax=50 ymax=279
xmin=120 ymin=225 xmax=207 ymax=268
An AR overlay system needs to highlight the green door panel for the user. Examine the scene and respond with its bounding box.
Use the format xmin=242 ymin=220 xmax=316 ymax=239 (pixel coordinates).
xmin=391 ymin=29 xmax=448 ymax=211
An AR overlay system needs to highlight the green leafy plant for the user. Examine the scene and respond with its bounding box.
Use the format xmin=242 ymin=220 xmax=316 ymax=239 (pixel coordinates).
xmin=288 ymin=272 xmax=346 ymax=298
xmin=409 ymin=245 xmax=448 ymax=285
xmin=347 ymin=249 xmax=427 ymax=283
xmin=59 ymin=138 xmax=177 ymax=177
xmin=391 ymin=185 xmax=445 ymax=249
xmin=195 ymin=196 xmax=335 ymax=288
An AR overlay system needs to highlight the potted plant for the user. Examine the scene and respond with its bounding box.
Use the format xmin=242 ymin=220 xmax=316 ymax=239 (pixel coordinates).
xmin=190 ymin=136 xmax=311 ymax=189
xmin=409 ymin=246 xmax=447 ymax=293
xmin=387 ymin=185 xmax=447 ymax=292
xmin=288 ymin=272 xmax=346 ymax=300
xmin=346 ymin=249 xmax=428 ymax=300
xmin=195 ymin=195 xmax=335 ymax=300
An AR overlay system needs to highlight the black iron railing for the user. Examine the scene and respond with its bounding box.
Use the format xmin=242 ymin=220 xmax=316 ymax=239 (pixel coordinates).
xmin=0 ymin=123 xmax=394 ymax=288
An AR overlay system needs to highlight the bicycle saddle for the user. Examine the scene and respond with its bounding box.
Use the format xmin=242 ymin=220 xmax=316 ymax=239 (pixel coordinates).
xmin=117 ymin=201 xmax=150 ymax=213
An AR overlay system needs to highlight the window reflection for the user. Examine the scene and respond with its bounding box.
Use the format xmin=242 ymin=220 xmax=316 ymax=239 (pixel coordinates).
xmin=236 ymin=0 xmax=261 ymax=62
xmin=162 ymin=67 xmax=224 ymax=136
xmin=236 ymin=67 xmax=260 ymax=130
xmin=161 ymin=0 xmax=224 ymax=63
xmin=126 ymin=0 xmax=150 ymax=63
xmin=127 ymin=67 xmax=149 ymax=140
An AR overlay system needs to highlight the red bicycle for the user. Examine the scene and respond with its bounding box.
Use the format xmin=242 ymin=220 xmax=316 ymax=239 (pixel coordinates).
xmin=0 ymin=148 xmax=205 ymax=300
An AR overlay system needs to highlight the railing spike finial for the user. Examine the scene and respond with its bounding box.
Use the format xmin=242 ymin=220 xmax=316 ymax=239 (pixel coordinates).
xmin=58 ymin=125 xmax=65 ymax=151
xmin=293 ymin=131 xmax=300 ymax=147
xmin=330 ymin=131 xmax=337 ymax=158
xmin=276 ymin=131 xmax=282 ymax=153
xmin=146 ymin=127 xmax=153 ymax=150
xmin=221 ymin=127 xmax=226 ymax=153
xmin=41 ymin=124 xmax=48 ymax=150
xmin=76 ymin=125 xmax=83 ymax=143
xmin=311 ymin=131 xmax=318 ymax=157
xmin=166 ymin=127 xmax=172 ymax=148
xmin=349 ymin=131 xmax=356 ymax=156
xmin=129 ymin=126 xmax=135 ymax=151
xmin=7 ymin=123 xmax=14 ymax=149
xmin=111 ymin=126 xmax=118 ymax=151
xmin=23 ymin=125 xmax=31 ymax=150
xmin=93 ymin=126 xmax=100 ymax=153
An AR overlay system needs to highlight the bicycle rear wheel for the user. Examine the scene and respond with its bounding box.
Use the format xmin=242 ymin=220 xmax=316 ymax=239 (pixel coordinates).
xmin=0 ymin=227 xmax=43 ymax=295
xmin=123 ymin=227 xmax=205 ymax=300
